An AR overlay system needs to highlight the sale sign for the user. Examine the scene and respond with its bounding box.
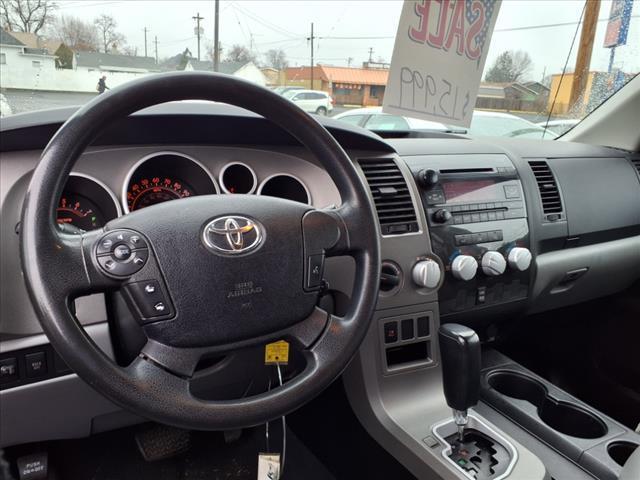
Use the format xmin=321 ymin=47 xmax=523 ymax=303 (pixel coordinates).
xmin=383 ymin=0 xmax=502 ymax=128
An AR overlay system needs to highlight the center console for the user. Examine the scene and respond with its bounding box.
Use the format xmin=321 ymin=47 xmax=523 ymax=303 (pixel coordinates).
xmin=406 ymin=154 xmax=532 ymax=317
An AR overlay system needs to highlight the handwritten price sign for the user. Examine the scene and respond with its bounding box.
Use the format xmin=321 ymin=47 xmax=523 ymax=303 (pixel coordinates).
xmin=384 ymin=0 xmax=502 ymax=128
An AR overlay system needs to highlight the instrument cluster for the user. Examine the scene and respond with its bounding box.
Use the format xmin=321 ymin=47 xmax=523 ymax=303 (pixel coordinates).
xmin=57 ymin=151 xmax=311 ymax=231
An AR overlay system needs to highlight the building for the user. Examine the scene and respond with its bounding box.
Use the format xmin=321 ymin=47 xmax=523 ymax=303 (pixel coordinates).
xmin=476 ymin=81 xmax=548 ymax=112
xmin=260 ymin=67 xmax=285 ymax=87
xmin=162 ymin=51 xmax=266 ymax=86
xmin=285 ymin=65 xmax=389 ymax=106
xmin=75 ymin=51 xmax=158 ymax=74
xmin=547 ymin=70 xmax=635 ymax=116
xmin=1 ymin=30 xmax=57 ymax=89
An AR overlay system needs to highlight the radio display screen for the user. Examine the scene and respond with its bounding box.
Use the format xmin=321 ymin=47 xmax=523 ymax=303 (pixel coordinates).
xmin=442 ymin=180 xmax=496 ymax=202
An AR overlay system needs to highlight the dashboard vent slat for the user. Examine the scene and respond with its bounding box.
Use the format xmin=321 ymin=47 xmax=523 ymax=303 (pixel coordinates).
xmin=630 ymin=157 xmax=640 ymax=177
xmin=359 ymin=158 xmax=418 ymax=235
xmin=528 ymin=160 xmax=563 ymax=215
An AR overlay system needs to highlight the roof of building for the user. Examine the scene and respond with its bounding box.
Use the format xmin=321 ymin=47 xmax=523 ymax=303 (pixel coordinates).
xmin=76 ymin=51 xmax=157 ymax=70
xmin=187 ymin=59 xmax=248 ymax=74
xmin=4 ymin=31 xmax=39 ymax=48
xmin=1 ymin=29 xmax=25 ymax=46
xmin=285 ymin=65 xmax=389 ymax=86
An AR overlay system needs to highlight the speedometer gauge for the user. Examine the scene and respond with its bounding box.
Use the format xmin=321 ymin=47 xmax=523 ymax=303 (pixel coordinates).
xmin=127 ymin=177 xmax=193 ymax=211
xmin=57 ymin=194 xmax=104 ymax=231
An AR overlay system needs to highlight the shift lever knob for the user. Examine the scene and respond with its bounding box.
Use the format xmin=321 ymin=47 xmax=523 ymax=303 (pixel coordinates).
xmin=439 ymin=323 xmax=481 ymax=439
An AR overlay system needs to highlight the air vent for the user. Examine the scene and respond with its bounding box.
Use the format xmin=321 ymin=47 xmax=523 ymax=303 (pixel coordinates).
xmin=359 ymin=158 xmax=419 ymax=235
xmin=528 ymin=160 xmax=563 ymax=219
xmin=630 ymin=157 xmax=640 ymax=177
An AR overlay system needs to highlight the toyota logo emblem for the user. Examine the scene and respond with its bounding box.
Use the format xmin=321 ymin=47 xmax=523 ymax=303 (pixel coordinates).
xmin=203 ymin=216 xmax=263 ymax=255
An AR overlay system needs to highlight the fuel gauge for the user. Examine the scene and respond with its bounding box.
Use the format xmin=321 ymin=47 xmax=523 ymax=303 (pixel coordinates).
xmin=57 ymin=194 xmax=104 ymax=231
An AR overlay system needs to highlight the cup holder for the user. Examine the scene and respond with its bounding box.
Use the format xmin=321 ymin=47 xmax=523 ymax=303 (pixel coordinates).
xmin=488 ymin=371 xmax=607 ymax=439
xmin=608 ymin=441 xmax=639 ymax=467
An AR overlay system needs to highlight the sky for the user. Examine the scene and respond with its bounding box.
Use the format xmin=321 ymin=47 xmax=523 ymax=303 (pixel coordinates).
xmin=53 ymin=0 xmax=639 ymax=81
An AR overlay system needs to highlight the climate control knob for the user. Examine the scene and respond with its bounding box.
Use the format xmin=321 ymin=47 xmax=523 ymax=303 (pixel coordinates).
xmin=418 ymin=168 xmax=439 ymax=187
xmin=508 ymin=247 xmax=532 ymax=271
xmin=481 ymin=251 xmax=507 ymax=276
xmin=412 ymin=259 xmax=442 ymax=289
xmin=451 ymin=255 xmax=478 ymax=281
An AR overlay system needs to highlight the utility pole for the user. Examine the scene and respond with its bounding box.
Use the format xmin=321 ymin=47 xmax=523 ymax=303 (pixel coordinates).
xmin=368 ymin=47 xmax=374 ymax=63
xmin=307 ymin=22 xmax=315 ymax=89
xmin=569 ymin=0 xmax=600 ymax=113
xmin=213 ymin=0 xmax=220 ymax=72
xmin=143 ymin=27 xmax=148 ymax=57
xmin=193 ymin=12 xmax=204 ymax=61
xmin=154 ymin=36 xmax=158 ymax=65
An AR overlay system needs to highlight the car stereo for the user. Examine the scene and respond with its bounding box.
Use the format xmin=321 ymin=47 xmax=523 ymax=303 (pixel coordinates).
xmin=407 ymin=154 xmax=532 ymax=316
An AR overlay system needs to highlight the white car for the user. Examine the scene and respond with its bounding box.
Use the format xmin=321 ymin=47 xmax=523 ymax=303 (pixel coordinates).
xmin=284 ymin=89 xmax=333 ymax=115
xmin=536 ymin=119 xmax=580 ymax=136
xmin=333 ymin=106 xmax=452 ymax=131
xmin=0 ymin=93 xmax=12 ymax=117
xmin=469 ymin=110 xmax=557 ymax=139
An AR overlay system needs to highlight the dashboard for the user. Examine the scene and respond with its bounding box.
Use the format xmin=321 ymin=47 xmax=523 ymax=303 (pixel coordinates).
xmin=1 ymin=102 xmax=639 ymax=449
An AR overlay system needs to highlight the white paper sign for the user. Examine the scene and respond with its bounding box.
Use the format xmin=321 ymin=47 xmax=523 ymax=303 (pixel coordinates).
xmin=383 ymin=0 xmax=502 ymax=128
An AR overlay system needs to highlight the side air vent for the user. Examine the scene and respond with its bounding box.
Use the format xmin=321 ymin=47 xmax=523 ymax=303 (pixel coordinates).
xmin=630 ymin=157 xmax=640 ymax=177
xmin=359 ymin=158 xmax=419 ymax=235
xmin=528 ymin=160 xmax=563 ymax=221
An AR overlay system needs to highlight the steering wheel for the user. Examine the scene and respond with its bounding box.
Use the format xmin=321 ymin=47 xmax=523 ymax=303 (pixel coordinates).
xmin=20 ymin=72 xmax=380 ymax=430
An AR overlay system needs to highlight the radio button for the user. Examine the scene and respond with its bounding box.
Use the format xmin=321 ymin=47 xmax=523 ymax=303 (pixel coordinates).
xmin=488 ymin=211 xmax=497 ymax=221
xmin=504 ymin=185 xmax=521 ymax=199
xmin=471 ymin=213 xmax=480 ymax=223
xmin=432 ymin=209 xmax=452 ymax=223
xmin=496 ymin=211 xmax=506 ymax=220
xmin=481 ymin=252 xmax=507 ymax=276
xmin=451 ymin=255 xmax=478 ymax=281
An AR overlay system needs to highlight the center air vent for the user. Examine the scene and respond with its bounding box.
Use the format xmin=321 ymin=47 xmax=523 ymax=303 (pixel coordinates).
xmin=528 ymin=160 xmax=563 ymax=221
xmin=359 ymin=158 xmax=419 ymax=235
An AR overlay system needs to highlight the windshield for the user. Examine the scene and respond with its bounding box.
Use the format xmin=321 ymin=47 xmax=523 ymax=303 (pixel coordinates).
xmin=0 ymin=1 xmax=637 ymax=140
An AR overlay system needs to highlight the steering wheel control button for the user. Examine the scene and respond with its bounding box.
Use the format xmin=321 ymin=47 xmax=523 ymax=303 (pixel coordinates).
xmin=95 ymin=230 xmax=150 ymax=277
xmin=306 ymin=254 xmax=325 ymax=290
xmin=124 ymin=280 xmax=174 ymax=320
xmin=25 ymin=352 xmax=47 ymax=378
xmin=113 ymin=244 xmax=132 ymax=260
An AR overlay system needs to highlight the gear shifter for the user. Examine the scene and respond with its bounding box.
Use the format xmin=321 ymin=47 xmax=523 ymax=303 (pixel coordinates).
xmin=438 ymin=323 xmax=481 ymax=441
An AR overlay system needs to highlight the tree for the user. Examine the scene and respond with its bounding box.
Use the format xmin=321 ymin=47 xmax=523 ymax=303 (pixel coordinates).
xmin=264 ymin=48 xmax=288 ymax=70
xmin=225 ymin=44 xmax=256 ymax=63
xmin=49 ymin=15 xmax=98 ymax=51
xmin=94 ymin=13 xmax=125 ymax=53
xmin=0 ymin=0 xmax=55 ymax=33
xmin=122 ymin=45 xmax=138 ymax=56
xmin=485 ymin=50 xmax=533 ymax=83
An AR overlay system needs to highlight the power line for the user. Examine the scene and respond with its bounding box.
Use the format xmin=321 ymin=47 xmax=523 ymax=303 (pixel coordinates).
xmin=230 ymin=1 xmax=301 ymax=39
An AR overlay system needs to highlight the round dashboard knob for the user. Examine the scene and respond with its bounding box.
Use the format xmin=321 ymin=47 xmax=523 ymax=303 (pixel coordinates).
xmin=481 ymin=251 xmax=507 ymax=276
xmin=451 ymin=255 xmax=478 ymax=281
xmin=508 ymin=247 xmax=532 ymax=271
xmin=419 ymin=168 xmax=439 ymax=187
xmin=412 ymin=259 xmax=442 ymax=289
xmin=432 ymin=209 xmax=452 ymax=223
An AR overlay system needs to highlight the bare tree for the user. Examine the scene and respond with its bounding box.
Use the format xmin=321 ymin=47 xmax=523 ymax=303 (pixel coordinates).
xmin=485 ymin=50 xmax=533 ymax=83
xmin=49 ymin=15 xmax=97 ymax=51
xmin=225 ymin=44 xmax=256 ymax=63
xmin=511 ymin=50 xmax=533 ymax=82
xmin=122 ymin=44 xmax=138 ymax=56
xmin=94 ymin=13 xmax=125 ymax=53
xmin=0 ymin=0 xmax=55 ymax=33
xmin=264 ymin=48 xmax=288 ymax=70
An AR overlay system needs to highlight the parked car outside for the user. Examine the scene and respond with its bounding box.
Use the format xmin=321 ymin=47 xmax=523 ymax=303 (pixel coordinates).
xmin=284 ymin=89 xmax=334 ymax=115
xmin=469 ymin=110 xmax=558 ymax=139
xmin=333 ymin=106 xmax=453 ymax=131
xmin=0 ymin=93 xmax=12 ymax=117
xmin=273 ymin=86 xmax=305 ymax=96
xmin=536 ymin=118 xmax=580 ymax=136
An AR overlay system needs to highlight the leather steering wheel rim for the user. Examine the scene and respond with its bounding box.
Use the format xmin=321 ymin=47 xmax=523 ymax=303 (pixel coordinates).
xmin=20 ymin=72 xmax=380 ymax=430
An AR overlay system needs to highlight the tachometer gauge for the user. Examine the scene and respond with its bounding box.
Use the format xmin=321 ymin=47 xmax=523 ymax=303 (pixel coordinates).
xmin=57 ymin=194 xmax=104 ymax=231
xmin=127 ymin=177 xmax=194 ymax=211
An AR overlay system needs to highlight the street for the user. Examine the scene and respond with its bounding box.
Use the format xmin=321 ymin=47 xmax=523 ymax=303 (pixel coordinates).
xmin=2 ymin=89 xmax=553 ymax=126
